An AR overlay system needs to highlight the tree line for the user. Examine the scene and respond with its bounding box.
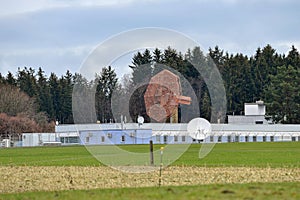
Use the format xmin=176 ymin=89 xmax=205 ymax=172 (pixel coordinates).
xmin=0 ymin=44 xmax=299 ymax=139
xmin=122 ymin=45 xmax=300 ymax=124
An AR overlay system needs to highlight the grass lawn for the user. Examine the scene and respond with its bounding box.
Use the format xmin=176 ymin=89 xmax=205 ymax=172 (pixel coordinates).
xmin=0 ymin=142 xmax=299 ymax=167
xmin=174 ymin=142 xmax=300 ymax=167
xmin=0 ymin=145 xmax=99 ymax=166
xmin=0 ymin=142 xmax=299 ymax=199
xmin=1 ymin=182 xmax=299 ymax=200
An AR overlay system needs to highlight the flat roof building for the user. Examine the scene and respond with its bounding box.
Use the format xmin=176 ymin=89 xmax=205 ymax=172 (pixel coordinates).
xmin=228 ymin=101 xmax=271 ymax=124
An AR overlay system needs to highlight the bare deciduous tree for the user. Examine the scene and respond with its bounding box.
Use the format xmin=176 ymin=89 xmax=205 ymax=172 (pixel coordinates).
xmin=0 ymin=84 xmax=54 ymax=140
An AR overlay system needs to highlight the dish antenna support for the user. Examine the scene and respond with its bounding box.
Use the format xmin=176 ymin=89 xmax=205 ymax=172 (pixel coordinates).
xmin=187 ymin=118 xmax=212 ymax=140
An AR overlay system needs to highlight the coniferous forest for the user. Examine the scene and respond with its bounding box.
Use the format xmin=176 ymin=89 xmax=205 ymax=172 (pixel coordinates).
xmin=0 ymin=44 xmax=300 ymax=138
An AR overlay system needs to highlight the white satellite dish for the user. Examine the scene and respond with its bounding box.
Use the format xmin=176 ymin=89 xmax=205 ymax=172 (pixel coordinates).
xmin=187 ymin=118 xmax=212 ymax=140
xmin=137 ymin=116 xmax=144 ymax=124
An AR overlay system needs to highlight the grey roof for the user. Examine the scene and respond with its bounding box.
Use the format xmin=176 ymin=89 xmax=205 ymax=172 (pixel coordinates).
xmin=55 ymin=123 xmax=120 ymax=132
xmin=213 ymin=124 xmax=300 ymax=132
xmin=55 ymin=123 xmax=300 ymax=133
xmin=127 ymin=123 xmax=188 ymax=131
xmin=55 ymin=123 xmax=187 ymax=132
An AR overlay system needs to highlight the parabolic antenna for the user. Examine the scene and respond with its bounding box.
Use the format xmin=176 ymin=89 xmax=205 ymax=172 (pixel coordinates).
xmin=137 ymin=116 xmax=144 ymax=124
xmin=187 ymin=118 xmax=212 ymax=140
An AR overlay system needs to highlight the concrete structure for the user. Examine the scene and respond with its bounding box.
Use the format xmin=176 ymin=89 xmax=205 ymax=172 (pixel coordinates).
xmin=22 ymin=133 xmax=58 ymax=147
xmin=9 ymin=98 xmax=300 ymax=148
xmin=54 ymin=123 xmax=192 ymax=145
xmin=53 ymin=122 xmax=300 ymax=146
xmin=59 ymin=132 xmax=80 ymax=145
xmin=228 ymin=101 xmax=270 ymax=124
xmin=79 ymin=129 xmax=152 ymax=145
xmin=1 ymin=139 xmax=12 ymax=148
xmin=245 ymin=101 xmax=265 ymax=116
xmin=210 ymin=124 xmax=300 ymax=142
xmin=19 ymin=122 xmax=300 ymax=147
xmin=20 ymin=102 xmax=300 ymax=147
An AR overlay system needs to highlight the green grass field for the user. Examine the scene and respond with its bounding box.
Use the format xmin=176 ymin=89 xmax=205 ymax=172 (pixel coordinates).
xmin=0 ymin=142 xmax=299 ymax=167
xmin=0 ymin=142 xmax=299 ymax=199
xmin=1 ymin=181 xmax=299 ymax=200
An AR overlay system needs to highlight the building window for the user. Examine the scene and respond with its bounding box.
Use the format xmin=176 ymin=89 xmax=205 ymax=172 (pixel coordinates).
xmin=292 ymin=137 xmax=296 ymax=142
xmin=156 ymin=135 xmax=161 ymax=142
xmin=263 ymin=136 xmax=266 ymax=142
xmin=130 ymin=132 xmax=135 ymax=137
xmin=182 ymin=136 xmax=186 ymax=142
xmin=85 ymin=137 xmax=89 ymax=143
xmin=227 ymin=135 xmax=231 ymax=143
xmin=298 ymin=136 xmax=300 ymax=142
xmin=253 ymin=136 xmax=257 ymax=142
xmin=68 ymin=137 xmax=79 ymax=143
xmin=101 ymin=136 xmax=105 ymax=142
xmin=270 ymin=136 xmax=274 ymax=142
xmin=255 ymin=121 xmax=263 ymax=124
xmin=210 ymin=136 xmax=214 ymax=142
xmin=245 ymin=136 xmax=249 ymax=142
xmin=235 ymin=136 xmax=239 ymax=142
xmin=174 ymin=135 xmax=178 ymax=142
xmin=218 ymin=136 xmax=222 ymax=142
xmin=121 ymin=135 xmax=125 ymax=142
xmin=163 ymin=135 xmax=168 ymax=144
xmin=61 ymin=137 xmax=79 ymax=144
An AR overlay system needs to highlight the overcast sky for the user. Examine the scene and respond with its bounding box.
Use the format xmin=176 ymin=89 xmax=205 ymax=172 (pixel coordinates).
xmin=0 ymin=0 xmax=299 ymax=78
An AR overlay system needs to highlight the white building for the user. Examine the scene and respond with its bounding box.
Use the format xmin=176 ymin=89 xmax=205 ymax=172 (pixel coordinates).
xmin=20 ymin=122 xmax=300 ymax=147
xmin=20 ymin=101 xmax=300 ymax=147
xmin=228 ymin=101 xmax=271 ymax=124
xmin=22 ymin=133 xmax=59 ymax=147
xmin=54 ymin=122 xmax=300 ymax=145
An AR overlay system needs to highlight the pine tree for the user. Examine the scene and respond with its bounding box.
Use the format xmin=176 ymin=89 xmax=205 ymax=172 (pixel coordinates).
xmin=223 ymin=53 xmax=251 ymax=114
xmin=252 ymin=45 xmax=282 ymax=100
xmin=130 ymin=49 xmax=152 ymax=85
xmin=285 ymin=45 xmax=300 ymax=68
xmin=48 ymin=73 xmax=60 ymax=121
xmin=153 ymin=48 xmax=162 ymax=63
xmin=36 ymin=67 xmax=53 ymax=119
xmin=58 ymin=70 xmax=73 ymax=124
xmin=265 ymin=65 xmax=299 ymax=123
xmin=95 ymin=66 xmax=118 ymax=123
xmin=5 ymin=72 xmax=16 ymax=86
xmin=201 ymin=91 xmax=211 ymax=120
xmin=16 ymin=67 xmax=37 ymax=97
xmin=163 ymin=47 xmax=186 ymax=74
xmin=0 ymin=73 xmax=5 ymax=84
xmin=129 ymin=49 xmax=153 ymax=122
xmin=72 ymin=73 xmax=95 ymax=123
xmin=209 ymin=46 xmax=225 ymax=74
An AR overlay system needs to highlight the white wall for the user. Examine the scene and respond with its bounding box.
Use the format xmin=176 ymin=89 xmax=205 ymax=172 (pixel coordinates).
xmin=245 ymin=104 xmax=265 ymax=116
xmin=22 ymin=133 xmax=56 ymax=147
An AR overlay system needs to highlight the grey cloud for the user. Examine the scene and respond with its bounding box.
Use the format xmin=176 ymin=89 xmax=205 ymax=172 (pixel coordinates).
xmin=0 ymin=0 xmax=299 ymax=76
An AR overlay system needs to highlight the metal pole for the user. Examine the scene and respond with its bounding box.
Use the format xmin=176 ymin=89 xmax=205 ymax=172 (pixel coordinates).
xmin=150 ymin=140 xmax=154 ymax=165
xmin=158 ymin=146 xmax=164 ymax=187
